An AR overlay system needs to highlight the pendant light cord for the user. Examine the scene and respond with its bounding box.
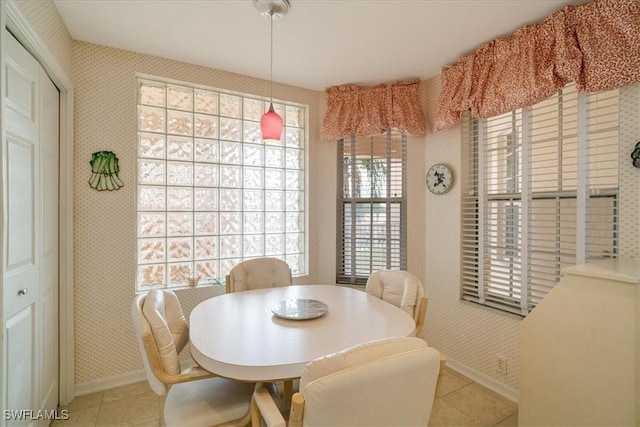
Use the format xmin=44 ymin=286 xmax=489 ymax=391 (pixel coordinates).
xmin=269 ymin=9 xmax=274 ymax=103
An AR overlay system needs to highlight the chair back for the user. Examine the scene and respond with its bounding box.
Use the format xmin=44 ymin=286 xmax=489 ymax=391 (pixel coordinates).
xmin=365 ymin=269 xmax=425 ymax=319
xmin=131 ymin=289 xmax=189 ymax=395
xmin=226 ymin=257 xmax=292 ymax=293
xmin=298 ymin=337 xmax=440 ymax=427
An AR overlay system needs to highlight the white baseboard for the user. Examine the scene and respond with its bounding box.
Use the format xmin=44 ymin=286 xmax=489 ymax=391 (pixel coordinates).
xmin=446 ymin=358 xmax=519 ymax=405
xmin=75 ymin=369 xmax=148 ymax=396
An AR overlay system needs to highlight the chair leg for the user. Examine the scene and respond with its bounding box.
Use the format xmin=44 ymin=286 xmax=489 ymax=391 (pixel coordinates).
xmin=250 ymin=394 xmax=260 ymax=427
xmin=283 ymin=379 xmax=293 ymax=408
xmin=288 ymin=393 xmax=305 ymax=427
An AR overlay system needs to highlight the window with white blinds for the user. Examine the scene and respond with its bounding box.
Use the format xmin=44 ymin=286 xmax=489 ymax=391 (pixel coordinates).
xmin=337 ymin=130 xmax=407 ymax=284
xmin=461 ymin=82 xmax=620 ymax=316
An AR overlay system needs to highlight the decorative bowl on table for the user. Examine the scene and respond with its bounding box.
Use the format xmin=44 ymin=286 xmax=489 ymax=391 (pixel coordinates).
xmin=271 ymin=298 xmax=328 ymax=320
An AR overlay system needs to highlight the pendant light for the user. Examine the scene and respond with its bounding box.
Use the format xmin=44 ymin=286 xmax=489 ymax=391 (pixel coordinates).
xmin=254 ymin=0 xmax=290 ymax=142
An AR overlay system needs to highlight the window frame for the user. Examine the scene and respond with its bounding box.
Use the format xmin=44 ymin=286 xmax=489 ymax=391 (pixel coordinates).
xmin=336 ymin=130 xmax=407 ymax=285
xmin=461 ymin=83 xmax=621 ymax=316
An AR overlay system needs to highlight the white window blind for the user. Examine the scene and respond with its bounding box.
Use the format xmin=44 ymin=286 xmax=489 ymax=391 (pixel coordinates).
xmin=135 ymin=77 xmax=307 ymax=291
xmin=462 ymin=82 xmax=620 ymax=316
xmin=337 ymin=131 xmax=407 ymax=284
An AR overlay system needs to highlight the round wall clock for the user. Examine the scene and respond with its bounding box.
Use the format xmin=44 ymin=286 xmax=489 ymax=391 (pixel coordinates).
xmin=426 ymin=163 xmax=453 ymax=194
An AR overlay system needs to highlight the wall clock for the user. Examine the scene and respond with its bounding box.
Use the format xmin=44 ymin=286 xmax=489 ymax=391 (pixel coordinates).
xmin=426 ymin=163 xmax=453 ymax=194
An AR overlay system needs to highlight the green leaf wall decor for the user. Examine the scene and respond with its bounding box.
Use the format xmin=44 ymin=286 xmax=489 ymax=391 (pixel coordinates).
xmin=89 ymin=151 xmax=124 ymax=191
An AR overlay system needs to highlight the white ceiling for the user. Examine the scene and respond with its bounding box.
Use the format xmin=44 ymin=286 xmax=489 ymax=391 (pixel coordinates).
xmin=53 ymin=0 xmax=588 ymax=92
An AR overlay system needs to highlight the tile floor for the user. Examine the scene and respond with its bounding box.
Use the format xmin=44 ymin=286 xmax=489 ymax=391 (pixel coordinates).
xmin=430 ymin=368 xmax=518 ymax=426
xmin=51 ymin=367 xmax=517 ymax=427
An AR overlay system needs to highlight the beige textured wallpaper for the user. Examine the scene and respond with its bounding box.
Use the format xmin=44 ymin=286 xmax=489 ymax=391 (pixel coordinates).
xmin=13 ymin=0 xmax=72 ymax=78
xmin=420 ymin=76 xmax=521 ymax=392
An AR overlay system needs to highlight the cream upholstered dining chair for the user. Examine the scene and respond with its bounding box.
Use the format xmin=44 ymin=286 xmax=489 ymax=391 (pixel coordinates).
xmin=251 ymin=337 xmax=443 ymax=427
xmin=365 ymin=269 xmax=447 ymax=397
xmin=365 ymin=269 xmax=427 ymax=335
xmin=225 ymin=257 xmax=295 ymax=403
xmin=131 ymin=289 xmax=257 ymax=427
xmin=225 ymin=257 xmax=292 ymax=293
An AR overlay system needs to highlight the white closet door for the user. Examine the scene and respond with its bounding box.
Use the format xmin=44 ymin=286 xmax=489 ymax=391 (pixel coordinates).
xmin=3 ymin=29 xmax=60 ymax=426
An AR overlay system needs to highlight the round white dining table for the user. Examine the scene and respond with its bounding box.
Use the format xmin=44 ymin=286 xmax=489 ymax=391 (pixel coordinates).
xmin=189 ymin=284 xmax=416 ymax=382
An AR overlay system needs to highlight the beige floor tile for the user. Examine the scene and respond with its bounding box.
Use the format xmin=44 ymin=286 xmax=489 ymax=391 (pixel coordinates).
xmin=159 ymin=395 xmax=166 ymax=427
xmin=65 ymin=370 xmax=516 ymax=427
xmin=60 ymin=391 xmax=104 ymax=412
xmin=50 ymin=405 xmax=99 ymax=427
xmin=131 ymin=420 xmax=160 ymax=427
xmin=103 ymin=381 xmax=154 ymax=402
xmin=494 ymin=412 xmax=518 ymax=427
xmin=443 ymin=383 xmax=517 ymax=426
xmin=95 ymin=391 xmax=160 ymax=427
xmin=438 ymin=369 xmax=472 ymax=397
xmin=479 ymin=385 xmax=518 ymax=409
xmin=429 ymin=398 xmax=481 ymax=427
xmin=444 ymin=366 xmax=473 ymax=382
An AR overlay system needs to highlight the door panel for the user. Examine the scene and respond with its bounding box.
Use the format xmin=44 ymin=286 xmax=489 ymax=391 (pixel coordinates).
xmin=39 ymin=288 xmax=56 ymax=420
xmin=6 ymin=136 xmax=35 ymax=273
xmin=38 ymin=68 xmax=59 ymax=420
xmin=5 ymin=306 xmax=36 ymax=427
xmin=3 ymin=30 xmax=40 ymax=329
xmin=5 ymin=59 xmax=35 ymax=122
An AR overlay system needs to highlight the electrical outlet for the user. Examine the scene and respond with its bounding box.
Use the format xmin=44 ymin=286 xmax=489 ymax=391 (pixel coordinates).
xmin=497 ymin=355 xmax=507 ymax=375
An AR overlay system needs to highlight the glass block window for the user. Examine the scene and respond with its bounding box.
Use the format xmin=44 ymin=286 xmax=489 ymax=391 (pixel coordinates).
xmin=136 ymin=77 xmax=307 ymax=290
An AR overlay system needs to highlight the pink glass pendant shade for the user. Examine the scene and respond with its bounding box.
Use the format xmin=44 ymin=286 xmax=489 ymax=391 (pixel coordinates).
xmin=257 ymin=0 xmax=288 ymax=142
xmin=260 ymin=103 xmax=283 ymax=141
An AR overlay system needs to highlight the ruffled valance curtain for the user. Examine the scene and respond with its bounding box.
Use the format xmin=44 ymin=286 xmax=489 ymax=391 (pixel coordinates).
xmin=321 ymin=80 xmax=426 ymax=140
xmin=434 ymin=0 xmax=640 ymax=131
